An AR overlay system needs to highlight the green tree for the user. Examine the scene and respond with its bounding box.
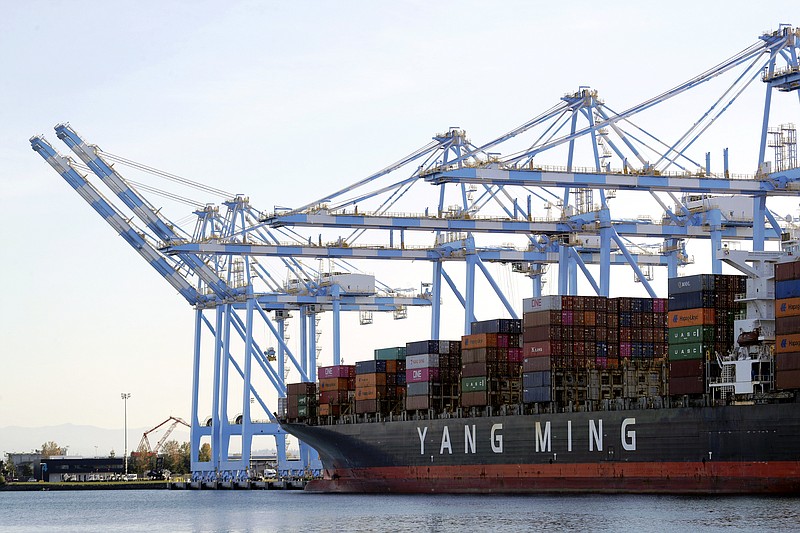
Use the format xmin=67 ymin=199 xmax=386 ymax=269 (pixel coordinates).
xmin=161 ymin=440 xmax=183 ymax=474
xmin=179 ymin=442 xmax=191 ymax=473
xmin=3 ymin=455 xmax=17 ymax=479
xmin=199 ymin=442 xmax=212 ymax=462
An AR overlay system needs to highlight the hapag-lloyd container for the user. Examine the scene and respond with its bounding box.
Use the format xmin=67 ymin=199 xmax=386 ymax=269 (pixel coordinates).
xmin=668 ymin=308 xmax=716 ymax=328
xmin=776 ymin=334 xmax=800 ymax=354
xmin=776 ymin=297 xmax=800 ymax=318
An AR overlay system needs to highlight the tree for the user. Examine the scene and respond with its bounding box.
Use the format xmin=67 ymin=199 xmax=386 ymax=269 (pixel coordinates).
xmin=39 ymin=441 xmax=66 ymax=457
xmin=3 ymin=455 xmax=17 ymax=479
xmin=199 ymin=443 xmax=211 ymax=462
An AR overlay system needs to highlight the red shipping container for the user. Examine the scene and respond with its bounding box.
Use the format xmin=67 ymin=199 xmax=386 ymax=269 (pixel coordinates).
xmin=508 ymin=348 xmax=524 ymax=363
xmin=776 ymin=369 xmax=800 ymax=390
xmin=318 ymin=390 xmax=350 ymax=404
xmin=524 ymin=310 xmax=561 ymax=328
xmin=523 ymin=356 xmax=551 ymax=372
xmin=776 ymin=352 xmax=800 ymax=371
xmin=670 ymin=359 xmax=704 ymax=378
xmin=669 ymin=375 xmax=705 ymax=395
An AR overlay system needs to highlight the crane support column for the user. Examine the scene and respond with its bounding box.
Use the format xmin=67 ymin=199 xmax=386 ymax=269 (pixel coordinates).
xmin=332 ymin=285 xmax=342 ymax=366
xmin=599 ymin=208 xmax=612 ymax=297
xmin=753 ymin=195 xmax=767 ymax=251
xmin=709 ymin=209 xmax=723 ymax=274
xmin=464 ymin=253 xmax=477 ymax=334
xmin=240 ymin=289 xmax=255 ymax=474
xmin=431 ymin=261 xmax=442 ymax=340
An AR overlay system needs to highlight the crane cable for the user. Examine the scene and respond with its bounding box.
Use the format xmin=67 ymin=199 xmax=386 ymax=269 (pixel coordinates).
xmin=100 ymin=150 xmax=236 ymax=199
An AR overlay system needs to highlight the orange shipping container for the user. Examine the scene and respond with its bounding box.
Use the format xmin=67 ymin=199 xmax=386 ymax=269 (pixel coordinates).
xmin=461 ymin=333 xmax=497 ymax=349
xmin=776 ymin=334 xmax=800 ymax=354
xmin=584 ymin=311 xmax=596 ymax=327
xmin=385 ymin=360 xmax=398 ymax=374
xmin=355 ymin=386 xmax=386 ymax=400
xmin=668 ymin=308 xmax=715 ymax=328
xmin=318 ymin=377 xmax=350 ymax=391
xmin=355 ymin=373 xmax=387 ymax=387
xmin=776 ymin=297 xmax=800 ymax=318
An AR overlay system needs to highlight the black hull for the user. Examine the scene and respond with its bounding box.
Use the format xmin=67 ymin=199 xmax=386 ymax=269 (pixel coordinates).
xmin=282 ymin=403 xmax=800 ymax=494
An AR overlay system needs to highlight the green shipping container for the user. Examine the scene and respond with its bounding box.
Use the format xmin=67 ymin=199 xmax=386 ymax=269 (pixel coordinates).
xmin=297 ymin=394 xmax=308 ymax=406
xmin=374 ymin=346 xmax=407 ymax=360
xmin=462 ymin=376 xmax=487 ymax=392
xmin=297 ymin=405 xmax=312 ymax=417
xmin=668 ymin=342 xmax=710 ymax=361
xmin=668 ymin=325 xmax=715 ymax=345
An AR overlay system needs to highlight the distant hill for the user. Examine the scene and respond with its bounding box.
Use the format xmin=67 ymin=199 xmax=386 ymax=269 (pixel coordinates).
xmin=0 ymin=423 xmax=189 ymax=458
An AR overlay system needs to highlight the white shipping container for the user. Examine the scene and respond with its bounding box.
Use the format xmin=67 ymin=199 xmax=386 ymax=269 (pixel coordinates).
xmin=523 ymin=295 xmax=563 ymax=313
xmin=406 ymin=354 xmax=440 ymax=370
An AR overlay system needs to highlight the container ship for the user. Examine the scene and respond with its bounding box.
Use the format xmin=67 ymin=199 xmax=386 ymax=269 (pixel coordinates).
xmin=280 ymin=253 xmax=800 ymax=493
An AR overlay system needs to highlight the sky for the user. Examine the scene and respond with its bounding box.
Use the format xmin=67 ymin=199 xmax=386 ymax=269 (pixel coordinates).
xmin=1 ymin=1 xmax=798 ymax=455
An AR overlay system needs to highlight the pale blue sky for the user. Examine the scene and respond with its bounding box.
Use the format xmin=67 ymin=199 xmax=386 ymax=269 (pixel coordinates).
xmin=1 ymin=2 xmax=798 ymax=454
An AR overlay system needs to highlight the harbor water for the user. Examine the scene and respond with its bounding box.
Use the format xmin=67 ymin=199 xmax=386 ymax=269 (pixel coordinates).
xmin=1 ymin=490 xmax=799 ymax=532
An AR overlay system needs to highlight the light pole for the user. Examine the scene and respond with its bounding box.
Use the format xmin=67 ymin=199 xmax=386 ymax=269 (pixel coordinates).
xmin=121 ymin=393 xmax=131 ymax=476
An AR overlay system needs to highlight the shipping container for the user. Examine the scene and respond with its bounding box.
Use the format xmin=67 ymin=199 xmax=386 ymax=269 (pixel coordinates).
xmin=523 ymin=356 xmax=551 ymax=373
xmin=668 ymin=274 xmax=716 ymax=295
xmin=668 ymin=325 xmax=716 ymax=345
xmin=318 ymin=377 xmax=351 ymax=391
xmin=462 ymin=376 xmax=488 ymax=392
xmin=318 ymin=390 xmax=350 ymax=404
xmin=405 ymin=354 xmax=440 ymax=370
xmin=669 ymin=375 xmax=705 ymax=395
xmin=776 ymin=315 xmax=800 ymax=335
xmin=668 ymin=308 xmax=716 ymax=328
xmin=522 ymin=386 xmax=551 ymax=403
xmin=775 ymin=369 xmax=800 ymax=390
xmin=406 ymin=367 xmax=440 ymax=383
xmin=317 ymin=404 xmax=341 ymax=417
xmin=405 ymin=395 xmax=431 ymax=410
xmin=374 ymin=346 xmax=407 ymax=360
xmin=775 ymin=352 xmax=800 ymax=372
xmin=355 ymin=386 xmax=387 ymax=401
xmin=776 ymin=334 xmax=800 ymax=354
xmin=669 ymin=359 xmax=704 ymax=378
xmin=286 ymin=382 xmax=316 ymax=395
xmin=776 ymin=297 xmax=800 ymax=318
xmin=406 ymin=340 xmax=443 ymax=356
xmin=522 ymin=295 xmax=563 ymax=313
xmin=462 ymin=333 xmax=498 ymax=349
xmin=355 ymin=360 xmax=387 ymax=374
xmin=406 ymin=381 xmax=440 ymax=397
xmin=669 ymin=291 xmax=716 ymax=311
xmin=775 ymin=261 xmax=799 ymax=282
xmin=669 ymin=343 xmax=711 ymax=361
xmin=522 ymin=371 xmax=551 ymax=388
xmin=461 ymin=347 xmax=499 ymax=364
xmin=777 ymin=279 xmax=800 ymax=300
xmin=471 ymin=319 xmax=522 ymax=334
xmin=355 ymin=399 xmax=387 ymax=414
xmin=460 ymin=391 xmax=489 ymax=407
xmin=356 ymin=373 xmax=387 ymax=387
xmin=317 ymin=365 xmax=356 ymax=380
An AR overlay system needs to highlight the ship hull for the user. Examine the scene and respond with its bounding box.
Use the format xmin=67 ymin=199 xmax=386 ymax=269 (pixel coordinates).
xmin=282 ymin=403 xmax=800 ymax=494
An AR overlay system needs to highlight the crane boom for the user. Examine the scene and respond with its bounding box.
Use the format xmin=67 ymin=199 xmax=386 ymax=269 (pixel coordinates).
xmin=54 ymin=124 xmax=238 ymax=301
xmin=30 ymin=136 xmax=203 ymax=305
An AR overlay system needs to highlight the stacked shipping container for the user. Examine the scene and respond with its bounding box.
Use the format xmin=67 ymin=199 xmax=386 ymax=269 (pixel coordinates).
xmin=286 ymin=382 xmax=317 ymax=419
xmin=521 ymin=295 xmax=668 ymax=405
xmin=354 ymin=358 xmax=406 ymax=414
xmin=317 ymin=365 xmax=355 ymax=416
xmin=460 ymin=319 xmax=523 ymax=408
xmin=404 ymin=340 xmax=461 ymax=411
xmin=775 ymin=261 xmax=800 ymax=389
xmin=667 ymin=274 xmax=745 ymax=395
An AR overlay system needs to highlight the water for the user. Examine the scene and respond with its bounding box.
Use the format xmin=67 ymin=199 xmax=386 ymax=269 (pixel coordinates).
xmin=1 ymin=490 xmax=799 ymax=532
